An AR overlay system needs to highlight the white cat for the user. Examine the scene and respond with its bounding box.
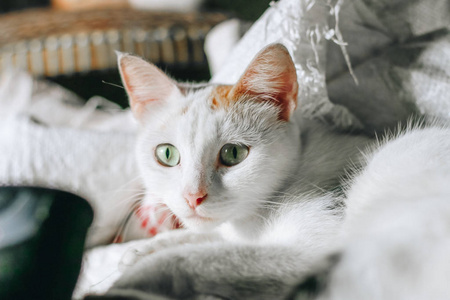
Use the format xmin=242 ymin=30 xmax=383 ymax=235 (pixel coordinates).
xmin=81 ymin=44 xmax=371 ymax=299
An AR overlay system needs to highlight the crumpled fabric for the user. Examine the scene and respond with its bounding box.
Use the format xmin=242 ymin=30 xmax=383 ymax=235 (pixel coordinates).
xmin=326 ymin=0 xmax=450 ymax=134
xmin=0 ymin=71 xmax=147 ymax=247
xmin=213 ymin=0 xmax=450 ymax=135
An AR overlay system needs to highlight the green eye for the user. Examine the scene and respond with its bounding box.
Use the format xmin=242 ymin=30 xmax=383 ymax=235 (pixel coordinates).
xmin=155 ymin=144 xmax=180 ymax=167
xmin=220 ymin=143 xmax=249 ymax=166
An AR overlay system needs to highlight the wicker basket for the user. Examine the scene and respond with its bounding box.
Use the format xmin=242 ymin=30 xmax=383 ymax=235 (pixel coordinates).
xmin=0 ymin=8 xmax=228 ymax=76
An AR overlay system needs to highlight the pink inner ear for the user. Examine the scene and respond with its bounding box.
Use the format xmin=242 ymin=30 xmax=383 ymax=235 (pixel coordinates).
xmin=118 ymin=54 xmax=180 ymax=119
xmin=231 ymin=44 xmax=298 ymax=121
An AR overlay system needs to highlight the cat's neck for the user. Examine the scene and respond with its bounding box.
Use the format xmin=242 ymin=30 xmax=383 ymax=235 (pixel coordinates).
xmin=219 ymin=215 xmax=266 ymax=242
xmin=291 ymin=116 xmax=371 ymax=193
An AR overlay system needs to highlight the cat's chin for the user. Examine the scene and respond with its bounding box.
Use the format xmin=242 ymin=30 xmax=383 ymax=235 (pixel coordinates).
xmin=181 ymin=215 xmax=223 ymax=231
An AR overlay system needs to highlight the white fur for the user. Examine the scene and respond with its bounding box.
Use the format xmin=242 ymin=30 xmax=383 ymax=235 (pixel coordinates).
xmin=319 ymin=125 xmax=450 ymax=300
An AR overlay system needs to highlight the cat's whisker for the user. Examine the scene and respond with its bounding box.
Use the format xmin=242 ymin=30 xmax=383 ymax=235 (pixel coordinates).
xmin=91 ymin=269 xmax=121 ymax=288
xmin=270 ymin=189 xmax=302 ymax=197
xmin=253 ymin=198 xmax=288 ymax=204
xmin=101 ymin=80 xmax=124 ymax=89
xmin=97 ymin=176 xmax=146 ymax=210
xmin=160 ymin=211 xmax=178 ymax=228
xmin=154 ymin=206 xmax=174 ymax=215
xmin=205 ymin=202 xmax=244 ymax=211
xmin=258 ymin=204 xmax=285 ymax=211
xmin=111 ymin=202 xmax=140 ymax=242
xmin=247 ymin=210 xmax=272 ymax=223
xmin=247 ymin=199 xmax=291 ymax=208
xmin=110 ymin=192 xmax=145 ymax=210
xmin=97 ymin=175 xmax=143 ymax=196
xmin=112 ymin=189 xmax=145 ymax=194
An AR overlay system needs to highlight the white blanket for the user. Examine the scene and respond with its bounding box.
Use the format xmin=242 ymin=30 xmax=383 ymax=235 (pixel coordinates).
xmin=0 ymin=70 xmax=145 ymax=247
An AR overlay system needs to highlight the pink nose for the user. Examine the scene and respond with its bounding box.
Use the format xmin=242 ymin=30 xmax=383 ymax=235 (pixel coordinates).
xmin=185 ymin=191 xmax=208 ymax=209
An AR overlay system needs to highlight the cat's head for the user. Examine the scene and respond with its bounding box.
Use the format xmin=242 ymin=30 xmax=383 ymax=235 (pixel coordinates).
xmin=118 ymin=44 xmax=300 ymax=231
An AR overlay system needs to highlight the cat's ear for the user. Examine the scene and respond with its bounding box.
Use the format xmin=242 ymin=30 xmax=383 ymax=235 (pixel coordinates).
xmin=117 ymin=52 xmax=182 ymax=120
xmin=231 ymin=44 xmax=298 ymax=121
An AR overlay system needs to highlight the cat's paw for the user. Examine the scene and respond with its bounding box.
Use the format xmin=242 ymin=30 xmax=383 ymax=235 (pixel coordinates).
xmin=112 ymin=245 xmax=210 ymax=299
xmin=119 ymin=242 xmax=159 ymax=271
xmin=119 ymin=229 xmax=222 ymax=271
xmin=119 ymin=238 xmax=170 ymax=271
xmin=104 ymin=243 xmax=300 ymax=300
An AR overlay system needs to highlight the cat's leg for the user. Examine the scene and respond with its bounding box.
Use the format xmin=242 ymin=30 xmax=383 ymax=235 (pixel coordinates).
xmin=93 ymin=242 xmax=317 ymax=300
xmin=119 ymin=229 xmax=223 ymax=270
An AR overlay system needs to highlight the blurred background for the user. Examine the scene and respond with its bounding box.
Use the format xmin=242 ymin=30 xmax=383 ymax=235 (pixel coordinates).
xmin=0 ymin=0 xmax=271 ymax=107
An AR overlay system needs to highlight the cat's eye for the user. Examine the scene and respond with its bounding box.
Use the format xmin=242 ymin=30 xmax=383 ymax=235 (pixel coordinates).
xmin=220 ymin=144 xmax=249 ymax=166
xmin=155 ymin=144 xmax=180 ymax=167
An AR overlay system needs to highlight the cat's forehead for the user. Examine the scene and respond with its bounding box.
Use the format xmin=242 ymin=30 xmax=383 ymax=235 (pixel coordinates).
xmin=176 ymin=86 xmax=224 ymax=144
xmin=180 ymin=84 xmax=216 ymax=114
xmin=143 ymin=84 xmax=283 ymax=150
xmin=176 ymin=85 xmax=283 ymax=145
xmin=179 ymin=84 xmax=233 ymax=112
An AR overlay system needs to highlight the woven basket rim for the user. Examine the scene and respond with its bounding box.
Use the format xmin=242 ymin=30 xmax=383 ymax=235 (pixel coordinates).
xmin=0 ymin=7 xmax=229 ymax=46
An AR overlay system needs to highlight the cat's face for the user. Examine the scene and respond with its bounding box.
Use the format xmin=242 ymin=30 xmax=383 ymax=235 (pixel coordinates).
xmin=119 ymin=44 xmax=300 ymax=231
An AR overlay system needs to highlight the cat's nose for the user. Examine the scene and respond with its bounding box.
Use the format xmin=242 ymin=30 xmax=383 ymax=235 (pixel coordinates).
xmin=184 ymin=191 xmax=208 ymax=209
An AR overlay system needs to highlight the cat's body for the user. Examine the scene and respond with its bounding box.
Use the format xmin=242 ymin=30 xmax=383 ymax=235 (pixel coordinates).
xmin=84 ymin=44 xmax=450 ymax=300
xmin=294 ymin=124 xmax=450 ymax=300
